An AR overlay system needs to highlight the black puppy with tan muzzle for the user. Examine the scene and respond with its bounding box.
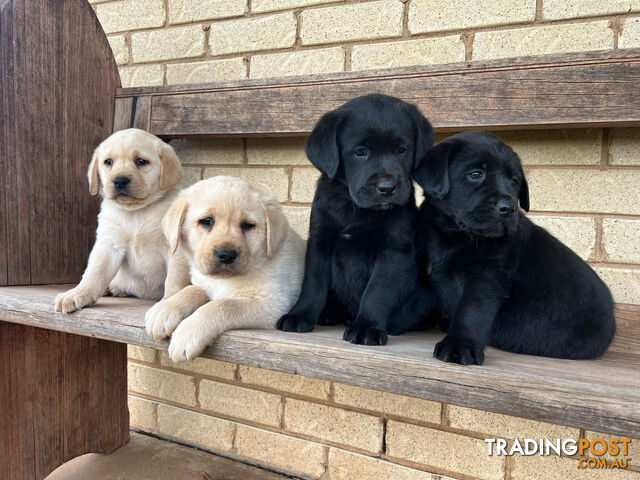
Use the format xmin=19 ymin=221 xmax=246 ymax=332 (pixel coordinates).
xmin=414 ymin=131 xmax=615 ymax=365
xmin=277 ymin=94 xmax=436 ymax=345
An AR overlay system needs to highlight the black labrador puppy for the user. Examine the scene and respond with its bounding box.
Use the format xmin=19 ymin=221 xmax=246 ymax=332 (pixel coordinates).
xmin=414 ymin=131 xmax=615 ymax=364
xmin=277 ymin=94 xmax=435 ymax=345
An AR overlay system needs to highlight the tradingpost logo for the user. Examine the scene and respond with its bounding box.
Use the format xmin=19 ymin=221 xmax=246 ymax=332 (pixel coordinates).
xmin=485 ymin=437 xmax=632 ymax=469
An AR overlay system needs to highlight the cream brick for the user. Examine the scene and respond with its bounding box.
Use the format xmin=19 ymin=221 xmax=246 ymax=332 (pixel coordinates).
xmin=239 ymin=365 xmax=330 ymax=400
xmin=352 ymin=36 xmax=465 ymax=71
xmin=131 ymin=25 xmax=205 ymax=63
xmin=301 ymin=1 xmax=404 ymax=46
xmin=284 ymin=398 xmax=383 ymax=452
xmin=159 ymin=351 xmax=236 ymax=380
xmin=199 ymin=380 xmax=282 ymax=426
xmin=246 ymin=137 xmax=309 ymax=165
xmin=128 ymin=363 xmax=196 ymax=406
xmin=329 ymin=449 xmax=440 ymax=480
xmin=594 ymin=267 xmax=640 ymax=304
xmin=543 ymin=0 xmax=640 ymax=20
xmin=96 ymin=0 xmax=165 ymax=34
xmin=282 ymin=205 xmax=311 ymax=239
xmin=529 ymin=215 xmax=596 ymax=260
xmin=203 ymin=167 xmax=289 ymax=202
xmin=609 ymin=128 xmax=640 ymax=166
xmin=119 ymin=64 xmax=164 ymax=88
xmin=209 ymin=13 xmax=296 ymax=55
xmin=495 ymin=129 xmax=602 ymax=166
xmin=386 ymin=421 xmax=505 ymax=480
xmin=127 ymin=345 xmax=156 ymax=363
xmin=620 ymin=18 xmax=640 ymax=48
xmin=166 ymin=58 xmax=246 ymax=85
xmin=235 ymin=425 xmax=327 ymax=478
xmin=107 ymin=35 xmax=129 ymax=65
xmin=128 ymin=395 xmax=157 ymax=431
xmin=170 ymin=138 xmax=244 ymax=165
xmin=603 ymin=219 xmax=640 ymax=264
xmin=448 ymin=405 xmax=579 ymax=440
xmin=511 ymin=454 xmax=639 ymax=480
xmin=525 ymin=169 xmax=640 ymax=215
xmin=252 ymin=0 xmax=341 ymax=13
xmin=409 ymin=0 xmax=534 ymax=34
xmin=584 ymin=431 xmax=639 ymax=464
xmin=168 ymin=0 xmax=245 ymax=24
xmin=333 ymin=383 xmax=441 ymax=424
xmin=251 ymin=48 xmax=344 ymax=79
xmin=473 ymin=22 xmax=614 ymax=61
xmin=291 ymin=168 xmax=320 ymax=203
xmin=178 ymin=166 xmax=202 ymax=189
xmin=156 ymin=404 xmax=235 ymax=453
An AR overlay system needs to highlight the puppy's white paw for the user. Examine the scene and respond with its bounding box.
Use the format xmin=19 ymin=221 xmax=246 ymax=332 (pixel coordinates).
xmin=168 ymin=316 xmax=212 ymax=362
xmin=145 ymin=301 xmax=185 ymax=341
xmin=54 ymin=287 xmax=97 ymax=313
xmin=108 ymin=285 xmax=128 ymax=297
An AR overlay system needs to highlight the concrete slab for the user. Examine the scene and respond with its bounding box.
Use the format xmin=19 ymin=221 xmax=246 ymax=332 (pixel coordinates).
xmin=46 ymin=432 xmax=293 ymax=480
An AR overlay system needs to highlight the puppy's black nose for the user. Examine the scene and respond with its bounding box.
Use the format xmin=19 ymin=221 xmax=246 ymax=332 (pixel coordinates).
xmin=113 ymin=176 xmax=131 ymax=190
xmin=215 ymin=248 xmax=238 ymax=264
xmin=376 ymin=181 xmax=398 ymax=196
xmin=496 ymin=200 xmax=515 ymax=215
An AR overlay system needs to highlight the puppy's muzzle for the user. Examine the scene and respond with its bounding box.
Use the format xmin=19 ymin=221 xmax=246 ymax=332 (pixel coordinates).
xmin=113 ymin=176 xmax=131 ymax=191
xmin=215 ymin=247 xmax=238 ymax=265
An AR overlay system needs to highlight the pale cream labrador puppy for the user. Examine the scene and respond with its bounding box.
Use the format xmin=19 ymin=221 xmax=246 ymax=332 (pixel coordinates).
xmin=55 ymin=128 xmax=186 ymax=313
xmin=145 ymin=176 xmax=305 ymax=362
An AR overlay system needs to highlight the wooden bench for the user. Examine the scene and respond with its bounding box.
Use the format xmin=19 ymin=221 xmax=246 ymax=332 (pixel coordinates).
xmin=1 ymin=2 xmax=639 ymax=479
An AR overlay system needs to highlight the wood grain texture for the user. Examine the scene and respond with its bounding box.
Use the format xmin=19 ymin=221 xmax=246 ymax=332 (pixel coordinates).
xmin=0 ymin=0 xmax=120 ymax=286
xmin=112 ymin=48 xmax=640 ymax=137
xmin=1 ymin=285 xmax=638 ymax=437
xmin=0 ymin=320 xmax=129 ymax=480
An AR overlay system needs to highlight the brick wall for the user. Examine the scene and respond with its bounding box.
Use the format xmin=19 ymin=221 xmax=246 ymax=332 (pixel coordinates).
xmin=90 ymin=1 xmax=640 ymax=478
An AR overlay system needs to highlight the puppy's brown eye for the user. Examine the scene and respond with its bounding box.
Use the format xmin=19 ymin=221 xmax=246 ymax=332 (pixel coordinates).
xmin=354 ymin=147 xmax=369 ymax=158
xmin=135 ymin=157 xmax=149 ymax=167
xmin=397 ymin=146 xmax=408 ymax=155
xmin=104 ymin=159 xmax=113 ymax=166
xmin=511 ymin=178 xmax=519 ymax=186
xmin=467 ymin=170 xmax=485 ymax=181
xmin=198 ymin=217 xmax=214 ymax=227
xmin=241 ymin=222 xmax=255 ymax=231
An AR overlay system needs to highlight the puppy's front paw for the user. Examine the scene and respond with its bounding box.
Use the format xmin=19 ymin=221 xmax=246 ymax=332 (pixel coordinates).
xmin=145 ymin=301 xmax=184 ymax=341
xmin=107 ymin=285 xmax=128 ymax=297
xmin=168 ymin=317 xmax=211 ymax=362
xmin=54 ymin=287 xmax=97 ymax=313
xmin=434 ymin=335 xmax=484 ymax=365
xmin=276 ymin=313 xmax=315 ymax=333
xmin=343 ymin=321 xmax=388 ymax=346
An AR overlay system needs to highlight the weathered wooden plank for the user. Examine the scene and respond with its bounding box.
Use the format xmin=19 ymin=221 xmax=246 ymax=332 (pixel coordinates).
xmin=112 ymin=48 xmax=640 ymax=137
xmin=0 ymin=321 xmax=128 ymax=480
xmin=0 ymin=285 xmax=638 ymax=437
xmin=112 ymin=97 xmax=133 ymax=132
xmin=0 ymin=0 xmax=120 ymax=286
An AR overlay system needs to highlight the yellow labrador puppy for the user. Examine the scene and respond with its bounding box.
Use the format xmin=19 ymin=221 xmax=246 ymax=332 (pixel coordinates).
xmin=55 ymin=128 xmax=186 ymax=313
xmin=145 ymin=176 xmax=305 ymax=362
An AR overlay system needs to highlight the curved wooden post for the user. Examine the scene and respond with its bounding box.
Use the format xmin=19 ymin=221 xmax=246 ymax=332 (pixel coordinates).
xmin=0 ymin=1 xmax=127 ymax=478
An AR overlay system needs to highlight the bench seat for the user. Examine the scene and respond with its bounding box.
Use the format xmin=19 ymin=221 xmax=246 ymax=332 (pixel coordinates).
xmin=1 ymin=284 xmax=638 ymax=438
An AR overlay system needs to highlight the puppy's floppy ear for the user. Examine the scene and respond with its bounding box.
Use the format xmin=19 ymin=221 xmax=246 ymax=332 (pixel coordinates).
xmin=163 ymin=196 xmax=188 ymax=255
xmin=518 ymin=167 xmax=530 ymax=212
xmin=262 ymin=197 xmax=288 ymax=259
xmin=413 ymin=141 xmax=453 ymax=200
xmin=406 ymin=104 xmax=435 ymax=168
xmin=87 ymin=148 xmax=100 ymax=196
xmin=305 ymin=110 xmax=343 ymax=180
xmin=158 ymin=141 xmax=184 ymax=190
